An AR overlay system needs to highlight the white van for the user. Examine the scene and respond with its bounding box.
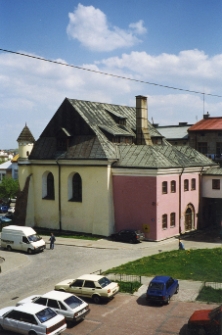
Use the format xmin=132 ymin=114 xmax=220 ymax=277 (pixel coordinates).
xmin=1 ymin=225 xmax=46 ymax=254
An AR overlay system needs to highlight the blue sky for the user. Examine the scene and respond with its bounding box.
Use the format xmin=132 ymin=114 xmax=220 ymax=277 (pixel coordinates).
xmin=0 ymin=0 xmax=222 ymax=149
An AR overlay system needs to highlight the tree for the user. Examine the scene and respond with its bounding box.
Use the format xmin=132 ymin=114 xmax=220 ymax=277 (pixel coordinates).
xmin=0 ymin=177 xmax=19 ymax=204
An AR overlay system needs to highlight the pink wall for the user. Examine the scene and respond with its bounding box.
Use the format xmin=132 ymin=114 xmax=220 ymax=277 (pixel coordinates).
xmin=112 ymin=175 xmax=157 ymax=239
xmin=113 ymin=172 xmax=200 ymax=241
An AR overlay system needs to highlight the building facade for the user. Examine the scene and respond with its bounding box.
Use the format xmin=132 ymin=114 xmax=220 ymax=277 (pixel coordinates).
xmin=17 ymin=96 xmax=217 ymax=241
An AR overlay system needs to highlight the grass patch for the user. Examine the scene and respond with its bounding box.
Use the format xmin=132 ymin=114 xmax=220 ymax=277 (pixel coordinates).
xmin=104 ymin=248 xmax=222 ymax=282
xmin=197 ymin=286 xmax=222 ymax=304
xmin=116 ymin=281 xmax=141 ymax=294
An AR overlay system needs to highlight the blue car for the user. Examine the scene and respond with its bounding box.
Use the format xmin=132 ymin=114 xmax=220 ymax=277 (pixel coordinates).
xmin=146 ymin=275 xmax=179 ymax=305
xmin=0 ymin=205 xmax=9 ymax=213
xmin=0 ymin=216 xmax=12 ymax=223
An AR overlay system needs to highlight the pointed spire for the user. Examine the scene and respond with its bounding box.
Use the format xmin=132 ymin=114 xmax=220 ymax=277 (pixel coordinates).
xmin=17 ymin=124 xmax=35 ymax=143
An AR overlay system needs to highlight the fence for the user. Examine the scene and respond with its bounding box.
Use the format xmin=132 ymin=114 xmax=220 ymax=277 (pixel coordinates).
xmin=204 ymin=282 xmax=222 ymax=290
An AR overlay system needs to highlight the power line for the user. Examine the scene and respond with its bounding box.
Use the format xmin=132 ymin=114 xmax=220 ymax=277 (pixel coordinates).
xmin=0 ymin=47 xmax=222 ymax=98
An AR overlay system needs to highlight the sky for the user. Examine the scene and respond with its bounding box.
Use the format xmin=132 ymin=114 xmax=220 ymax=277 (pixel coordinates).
xmin=0 ymin=0 xmax=222 ymax=149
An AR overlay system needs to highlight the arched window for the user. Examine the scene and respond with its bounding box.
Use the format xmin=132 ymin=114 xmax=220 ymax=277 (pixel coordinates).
xmin=43 ymin=172 xmax=55 ymax=200
xmin=46 ymin=172 xmax=55 ymax=199
xmin=72 ymin=173 xmax=82 ymax=202
xmin=171 ymin=180 xmax=176 ymax=193
xmin=162 ymin=214 xmax=167 ymax=229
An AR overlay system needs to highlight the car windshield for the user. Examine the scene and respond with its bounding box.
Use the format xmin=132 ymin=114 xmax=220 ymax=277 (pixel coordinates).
xmin=64 ymin=296 xmax=83 ymax=308
xmin=36 ymin=307 xmax=57 ymax=323
xmin=209 ymin=306 xmax=222 ymax=320
xmin=28 ymin=234 xmax=42 ymax=242
xmin=149 ymin=282 xmax=164 ymax=290
xmin=98 ymin=277 xmax=111 ymax=288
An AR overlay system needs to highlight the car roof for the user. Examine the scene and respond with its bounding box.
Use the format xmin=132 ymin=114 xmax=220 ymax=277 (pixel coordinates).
xmin=151 ymin=275 xmax=171 ymax=282
xmin=15 ymin=303 xmax=47 ymax=313
xmin=77 ymin=274 xmax=104 ymax=281
xmin=42 ymin=290 xmax=73 ymax=300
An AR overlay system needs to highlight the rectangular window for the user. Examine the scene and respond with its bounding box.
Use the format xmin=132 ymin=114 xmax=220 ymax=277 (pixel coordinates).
xmin=162 ymin=214 xmax=167 ymax=229
xmin=191 ymin=178 xmax=196 ymax=190
xmin=212 ymin=179 xmax=220 ymax=190
xmin=184 ymin=179 xmax=189 ymax=191
xmin=162 ymin=181 xmax=167 ymax=194
xmin=216 ymin=142 xmax=222 ymax=155
xmin=170 ymin=213 xmax=176 ymax=227
xmin=171 ymin=180 xmax=176 ymax=193
xmin=198 ymin=142 xmax=207 ymax=154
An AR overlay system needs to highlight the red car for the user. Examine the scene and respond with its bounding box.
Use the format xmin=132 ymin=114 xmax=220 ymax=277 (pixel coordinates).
xmin=188 ymin=305 xmax=221 ymax=335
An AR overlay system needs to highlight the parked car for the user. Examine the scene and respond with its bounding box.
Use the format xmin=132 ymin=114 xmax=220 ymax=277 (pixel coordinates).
xmin=188 ymin=305 xmax=221 ymax=335
xmin=0 ymin=302 xmax=66 ymax=335
xmin=55 ymin=274 xmax=119 ymax=304
xmin=111 ymin=229 xmax=145 ymax=243
xmin=0 ymin=216 xmax=12 ymax=224
xmin=8 ymin=206 xmax=15 ymax=214
xmin=16 ymin=290 xmax=90 ymax=324
xmin=146 ymin=275 xmax=179 ymax=305
xmin=0 ymin=204 xmax=9 ymax=213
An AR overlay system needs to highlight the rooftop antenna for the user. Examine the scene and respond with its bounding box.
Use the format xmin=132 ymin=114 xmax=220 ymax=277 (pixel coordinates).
xmin=203 ymin=93 xmax=205 ymax=116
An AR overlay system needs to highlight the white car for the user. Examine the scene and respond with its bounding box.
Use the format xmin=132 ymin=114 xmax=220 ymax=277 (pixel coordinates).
xmin=8 ymin=206 xmax=15 ymax=214
xmin=55 ymin=274 xmax=119 ymax=304
xmin=0 ymin=302 xmax=66 ymax=335
xmin=17 ymin=290 xmax=90 ymax=323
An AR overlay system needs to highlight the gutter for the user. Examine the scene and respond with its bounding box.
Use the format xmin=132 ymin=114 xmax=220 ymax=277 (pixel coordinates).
xmin=56 ymin=159 xmax=62 ymax=231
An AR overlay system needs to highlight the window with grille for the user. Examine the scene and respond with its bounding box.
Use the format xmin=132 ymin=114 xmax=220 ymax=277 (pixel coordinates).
xmin=198 ymin=142 xmax=207 ymax=154
xmin=170 ymin=213 xmax=175 ymax=227
xmin=191 ymin=178 xmax=196 ymax=190
xmin=162 ymin=181 xmax=167 ymax=194
xmin=184 ymin=179 xmax=189 ymax=191
xmin=162 ymin=214 xmax=167 ymax=229
xmin=171 ymin=180 xmax=176 ymax=193
xmin=212 ymin=179 xmax=220 ymax=190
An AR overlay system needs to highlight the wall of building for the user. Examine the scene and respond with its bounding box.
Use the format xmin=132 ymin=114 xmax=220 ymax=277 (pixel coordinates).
xmin=202 ymin=175 xmax=222 ymax=198
xmin=112 ymin=175 xmax=157 ymax=239
xmin=21 ymin=163 xmax=114 ymax=236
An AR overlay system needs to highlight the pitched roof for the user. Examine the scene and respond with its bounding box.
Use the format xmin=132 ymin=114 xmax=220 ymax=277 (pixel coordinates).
xmin=29 ymin=98 xmax=216 ymax=169
xmin=17 ymin=125 xmax=35 ymax=142
xmin=188 ymin=117 xmax=222 ymax=131
xmin=155 ymin=125 xmax=192 ymax=140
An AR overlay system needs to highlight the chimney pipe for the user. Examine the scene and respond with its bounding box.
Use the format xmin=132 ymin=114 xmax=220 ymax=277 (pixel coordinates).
xmin=136 ymin=95 xmax=152 ymax=145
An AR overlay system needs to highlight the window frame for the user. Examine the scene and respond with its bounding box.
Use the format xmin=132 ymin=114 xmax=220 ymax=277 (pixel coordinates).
xmin=170 ymin=213 xmax=176 ymax=227
xmin=162 ymin=214 xmax=167 ymax=229
xmin=191 ymin=178 xmax=196 ymax=191
xmin=162 ymin=181 xmax=168 ymax=194
xmin=184 ymin=179 xmax=189 ymax=192
xmin=171 ymin=180 xmax=176 ymax=193
xmin=212 ymin=179 xmax=220 ymax=190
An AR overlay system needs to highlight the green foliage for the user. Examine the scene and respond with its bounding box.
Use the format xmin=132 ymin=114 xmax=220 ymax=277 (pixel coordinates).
xmin=116 ymin=280 xmax=141 ymax=294
xmin=197 ymin=286 xmax=222 ymax=303
xmin=104 ymin=248 xmax=222 ymax=282
xmin=0 ymin=177 xmax=19 ymax=202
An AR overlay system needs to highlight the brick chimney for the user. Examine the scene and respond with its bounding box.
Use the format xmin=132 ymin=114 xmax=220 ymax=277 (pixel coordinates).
xmin=136 ymin=95 xmax=152 ymax=145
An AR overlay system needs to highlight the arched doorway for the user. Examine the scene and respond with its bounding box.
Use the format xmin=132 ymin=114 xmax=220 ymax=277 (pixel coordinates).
xmin=185 ymin=204 xmax=195 ymax=231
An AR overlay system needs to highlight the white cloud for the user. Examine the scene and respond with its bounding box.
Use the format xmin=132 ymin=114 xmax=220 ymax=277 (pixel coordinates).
xmin=66 ymin=4 xmax=145 ymax=52
xmin=0 ymin=48 xmax=221 ymax=148
xmin=129 ymin=20 xmax=147 ymax=35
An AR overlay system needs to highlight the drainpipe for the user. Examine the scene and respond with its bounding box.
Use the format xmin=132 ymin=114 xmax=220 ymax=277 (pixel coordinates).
xmin=179 ymin=167 xmax=184 ymax=235
xmin=56 ymin=159 xmax=62 ymax=231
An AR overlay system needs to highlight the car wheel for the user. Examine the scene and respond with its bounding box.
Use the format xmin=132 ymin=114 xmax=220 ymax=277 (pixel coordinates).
xmin=129 ymin=239 xmax=134 ymax=244
xmin=27 ymin=248 xmax=33 ymax=254
xmin=29 ymin=331 xmax=37 ymax=335
xmin=0 ymin=324 xmax=4 ymax=331
xmin=92 ymin=294 xmax=101 ymax=304
xmin=7 ymin=245 xmax=12 ymax=251
xmin=175 ymin=285 xmax=179 ymax=294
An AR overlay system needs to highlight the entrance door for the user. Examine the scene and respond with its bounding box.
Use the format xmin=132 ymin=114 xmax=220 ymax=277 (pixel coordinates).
xmin=185 ymin=208 xmax=193 ymax=231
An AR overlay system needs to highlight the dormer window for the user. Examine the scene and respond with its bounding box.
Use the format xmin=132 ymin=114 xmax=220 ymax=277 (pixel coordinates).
xmin=105 ymin=109 xmax=127 ymax=126
xmin=56 ymin=127 xmax=71 ymax=151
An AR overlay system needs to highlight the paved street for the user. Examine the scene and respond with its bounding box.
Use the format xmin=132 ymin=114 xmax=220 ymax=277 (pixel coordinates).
xmin=0 ymin=232 xmax=221 ymax=334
